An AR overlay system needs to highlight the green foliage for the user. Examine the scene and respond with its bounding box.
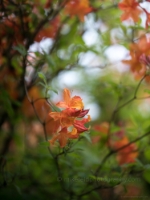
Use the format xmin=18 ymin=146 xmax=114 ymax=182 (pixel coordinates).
xmin=1 ymin=0 xmax=150 ymax=199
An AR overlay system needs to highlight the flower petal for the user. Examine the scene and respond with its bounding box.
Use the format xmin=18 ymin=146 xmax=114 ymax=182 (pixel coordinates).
xmin=49 ymin=127 xmax=69 ymax=148
xmin=56 ymin=101 xmax=68 ymax=108
xmin=63 ymin=88 xmax=71 ymax=106
xmin=58 ymin=127 xmax=69 ymax=148
xmin=74 ymin=115 xmax=91 ymax=133
xmin=68 ymin=128 xmax=78 ymax=139
xmin=77 ymin=109 xmax=89 ymax=118
xmin=70 ymin=96 xmax=84 ymax=110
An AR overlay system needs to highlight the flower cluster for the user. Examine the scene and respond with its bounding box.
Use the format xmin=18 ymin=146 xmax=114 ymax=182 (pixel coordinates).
xmin=112 ymin=136 xmax=138 ymax=165
xmin=65 ymin=0 xmax=93 ymax=21
xmin=48 ymin=88 xmax=90 ymax=148
xmin=123 ymin=35 xmax=150 ymax=82
xmin=118 ymin=0 xmax=150 ymax=28
xmin=92 ymin=122 xmax=138 ymax=165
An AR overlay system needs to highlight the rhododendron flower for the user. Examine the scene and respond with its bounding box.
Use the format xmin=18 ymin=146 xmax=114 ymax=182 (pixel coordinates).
xmin=49 ymin=115 xmax=90 ymax=147
xmin=112 ymin=136 xmax=138 ymax=165
xmin=35 ymin=16 xmax=60 ymax=42
xmin=56 ymin=88 xmax=84 ymax=110
xmin=49 ymin=110 xmax=75 ymax=128
xmin=65 ymin=0 xmax=93 ymax=21
xmin=139 ymin=54 xmax=150 ymax=68
xmin=92 ymin=122 xmax=109 ymax=144
xmin=123 ymin=35 xmax=150 ymax=82
xmin=118 ymin=0 xmax=142 ymax=22
xmin=50 ymin=127 xmax=70 ymax=148
xmin=94 ymin=122 xmax=109 ymax=134
xmin=74 ymin=115 xmax=91 ymax=134
xmin=48 ymin=88 xmax=90 ymax=147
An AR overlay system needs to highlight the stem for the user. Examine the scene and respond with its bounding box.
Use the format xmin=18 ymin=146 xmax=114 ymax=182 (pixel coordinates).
xmin=78 ymin=130 xmax=150 ymax=198
xmin=95 ymin=151 xmax=113 ymax=176
xmin=95 ymin=130 xmax=150 ymax=176
xmin=116 ymin=74 xmax=147 ymax=112
xmin=78 ymin=183 xmax=119 ymax=198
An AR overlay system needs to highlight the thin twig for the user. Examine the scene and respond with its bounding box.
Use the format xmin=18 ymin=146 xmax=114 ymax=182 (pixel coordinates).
xmin=94 ymin=74 xmax=148 ymax=178
xmin=95 ymin=130 xmax=150 ymax=176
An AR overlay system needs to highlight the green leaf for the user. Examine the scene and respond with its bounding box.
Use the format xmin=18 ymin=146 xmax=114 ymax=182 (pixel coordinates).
xmin=46 ymin=55 xmax=55 ymax=70
xmin=13 ymin=45 xmax=27 ymax=56
xmin=38 ymin=72 xmax=46 ymax=83
xmin=81 ymin=132 xmax=91 ymax=143
xmin=135 ymin=159 xmax=144 ymax=168
xmin=45 ymin=86 xmax=58 ymax=94
xmin=38 ymin=82 xmax=46 ymax=87
xmin=50 ymin=88 xmax=58 ymax=94
xmin=14 ymin=184 xmax=22 ymax=196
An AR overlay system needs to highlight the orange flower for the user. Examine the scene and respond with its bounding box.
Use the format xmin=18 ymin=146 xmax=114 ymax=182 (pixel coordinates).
xmin=49 ymin=109 xmax=90 ymax=134
xmin=118 ymin=0 xmax=142 ymax=22
xmin=94 ymin=122 xmax=109 ymax=134
xmin=49 ymin=115 xmax=90 ymax=147
xmin=139 ymin=54 xmax=150 ymax=67
xmin=65 ymin=0 xmax=93 ymax=21
xmin=74 ymin=115 xmax=91 ymax=134
xmin=49 ymin=126 xmax=87 ymax=148
xmin=49 ymin=110 xmax=75 ymax=128
xmin=92 ymin=122 xmax=109 ymax=144
xmin=49 ymin=127 xmax=70 ymax=148
xmin=35 ymin=16 xmax=60 ymax=42
xmin=56 ymin=88 xmax=84 ymax=110
xmin=112 ymin=136 xmax=138 ymax=165
xmin=48 ymin=88 xmax=90 ymax=147
xmin=123 ymin=35 xmax=150 ymax=81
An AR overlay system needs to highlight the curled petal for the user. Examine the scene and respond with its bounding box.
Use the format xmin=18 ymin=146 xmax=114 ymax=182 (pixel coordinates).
xmin=63 ymin=108 xmax=81 ymax=117
xmin=63 ymin=108 xmax=89 ymax=118
xmin=78 ymin=109 xmax=89 ymax=118
xmin=74 ymin=115 xmax=91 ymax=133
xmin=68 ymin=128 xmax=78 ymax=139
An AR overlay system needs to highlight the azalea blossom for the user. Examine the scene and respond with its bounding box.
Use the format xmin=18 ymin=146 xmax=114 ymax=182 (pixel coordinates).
xmin=112 ymin=136 xmax=138 ymax=165
xmin=65 ymin=0 xmax=93 ymax=21
xmin=118 ymin=0 xmax=142 ymax=22
xmin=56 ymin=88 xmax=84 ymax=110
xmin=122 ymin=35 xmax=150 ymax=82
xmin=139 ymin=54 xmax=150 ymax=68
xmin=48 ymin=88 xmax=91 ymax=148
